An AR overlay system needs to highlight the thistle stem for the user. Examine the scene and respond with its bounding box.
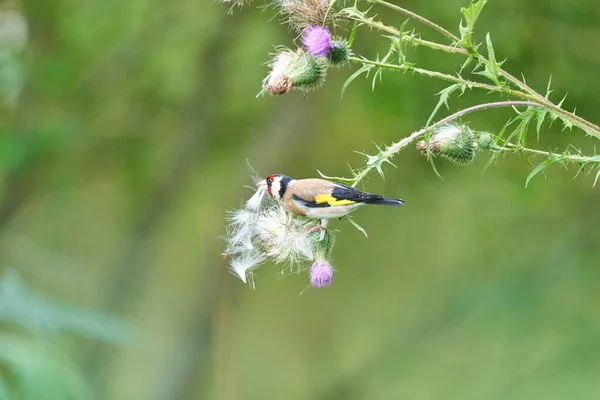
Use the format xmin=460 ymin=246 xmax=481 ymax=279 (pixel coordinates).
xmin=493 ymin=143 xmax=600 ymax=164
xmin=338 ymin=15 xmax=469 ymax=55
xmin=366 ymin=0 xmax=459 ymax=41
xmin=351 ymin=101 xmax=539 ymax=186
xmin=348 ymin=56 xmax=513 ymax=94
xmin=347 ymin=56 xmax=600 ymax=139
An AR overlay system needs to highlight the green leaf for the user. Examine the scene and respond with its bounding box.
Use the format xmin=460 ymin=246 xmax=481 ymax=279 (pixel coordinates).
xmin=425 ymin=83 xmax=467 ymax=128
xmin=535 ymin=109 xmax=548 ymax=139
xmin=316 ymin=170 xmax=355 ymax=183
xmin=343 ymin=216 xmax=368 ymax=238
xmin=504 ymin=108 xmax=535 ymax=162
xmin=545 ymin=75 xmax=553 ymax=99
xmin=594 ymin=168 xmax=600 ymax=187
xmin=474 ymin=33 xmax=504 ymax=86
xmin=560 ymin=115 xmax=574 ymax=131
xmin=557 ymin=93 xmax=568 ymax=108
xmin=482 ymin=119 xmax=514 ymax=174
xmin=347 ymin=21 xmax=359 ymax=47
xmin=461 ymin=0 xmax=487 ymax=30
xmin=394 ymin=20 xmax=410 ymax=64
xmin=458 ymin=0 xmax=488 ymax=49
xmin=341 ymin=63 xmax=373 ymax=97
xmin=526 ymin=157 xmax=557 ymax=187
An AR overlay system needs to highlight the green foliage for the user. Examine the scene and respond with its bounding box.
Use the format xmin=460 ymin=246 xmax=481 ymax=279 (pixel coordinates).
xmin=0 ymin=335 xmax=93 ymax=400
xmin=341 ymin=62 xmax=373 ymax=96
xmin=0 ymin=270 xmax=131 ymax=343
xmin=525 ymin=155 xmax=559 ymax=187
xmin=0 ymin=270 xmax=131 ymax=399
xmin=331 ymin=0 xmax=600 ymax=186
xmin=360 ymin=143 xmax=397 ymax=178
xmin=458 ymin=0 xmax=488 ymax=51
xmin=427 ymin=83 xmax=468 ymax=127
xmin=474 ymin=34 xmax=504 ymax=86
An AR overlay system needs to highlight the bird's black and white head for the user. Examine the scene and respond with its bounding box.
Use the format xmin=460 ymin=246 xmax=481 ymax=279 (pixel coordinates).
xmin=265 ymin=174 xmax=293 ymax=201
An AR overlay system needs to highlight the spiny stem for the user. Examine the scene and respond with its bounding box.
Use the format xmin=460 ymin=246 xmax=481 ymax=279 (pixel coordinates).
xmin=347 ymin=56 xmax=504 ymax=93
xmin=367 ymin=0 xmax=459 ymax=41
xmin=348 ymin=56 xmax=600 ymax=138
xmin=339 ymin=14 xmax=470 ymax=55
xmin=365 ymin=0 xmax=600 ymax=137
xmin=351 ymin=101 xmax=539 ymax=186
xmin=493 ymin=143 xmax=600 ymax=164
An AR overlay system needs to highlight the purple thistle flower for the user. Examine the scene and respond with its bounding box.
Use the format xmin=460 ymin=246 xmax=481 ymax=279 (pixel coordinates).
xmin=310 ymin=260 xmax=333 ymax=288
xmin=301 ymin=26 xmax=332 ymax=57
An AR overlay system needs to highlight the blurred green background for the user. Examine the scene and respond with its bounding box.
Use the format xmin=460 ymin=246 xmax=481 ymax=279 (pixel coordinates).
xmin=1 ymin=0 xmax=599 ymax=399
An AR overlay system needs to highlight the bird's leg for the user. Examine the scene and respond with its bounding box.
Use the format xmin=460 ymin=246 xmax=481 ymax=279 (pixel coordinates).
xmin=305 ymin=219 xmax=329 ymax=237
xmin=305 ymin=225 xmax=323 ymax=234
xmin=319 ymin=219 xmax=328 ymax=240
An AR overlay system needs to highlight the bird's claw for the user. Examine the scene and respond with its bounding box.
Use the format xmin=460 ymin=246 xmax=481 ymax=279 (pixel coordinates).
xmin=305 ymin=225 xmax=323 ymax=234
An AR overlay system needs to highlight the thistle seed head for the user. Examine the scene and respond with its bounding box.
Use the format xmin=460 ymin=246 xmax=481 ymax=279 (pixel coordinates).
xmin=277 ymin=0 xmax=331 ymax=32
xmin=417 ymin=123 xmax=475 ymax=165
xmin=255 ymin=205 xmax=315 ymax=265
xmin=262 ymin=48 xmax=328 ymax=95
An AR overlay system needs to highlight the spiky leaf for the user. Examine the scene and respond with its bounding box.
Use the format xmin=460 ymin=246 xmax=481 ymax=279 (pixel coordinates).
xmin=341 ymin=63 xmax=373 ymax=97
xmin=474 ymin=34 xmax=504 ymax=86
xmin=526 ymin=157 xmax=557 ymax=187
xmin=458 ymin=0 xmax=487 ymax=50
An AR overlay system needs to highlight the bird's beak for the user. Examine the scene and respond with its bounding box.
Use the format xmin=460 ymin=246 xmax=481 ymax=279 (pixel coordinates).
xmin=257 ymin=179 xmax=267 ymax=191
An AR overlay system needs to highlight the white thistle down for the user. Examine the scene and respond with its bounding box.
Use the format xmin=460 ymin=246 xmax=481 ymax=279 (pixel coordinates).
xmin=255 ymin=205 xmax=315 ymax=265
xmin=229 ymin=250 xmax=266 ymax=286
xmin=245 ymin=182 xmax=266 ymax=210
xmin=224 ymin=179 xmax=321 ymax=285
xmin=224 ymin=209 xmax=256 ymax=255
xmin=433 ymin=123 xmax=463 ymax=141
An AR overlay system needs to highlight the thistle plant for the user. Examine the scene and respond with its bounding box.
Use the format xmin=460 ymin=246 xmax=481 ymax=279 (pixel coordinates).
xmin=222 ymin=0 xmax=600 ymax=187
xmin=221 ymin=0 xmax=600 ymax=287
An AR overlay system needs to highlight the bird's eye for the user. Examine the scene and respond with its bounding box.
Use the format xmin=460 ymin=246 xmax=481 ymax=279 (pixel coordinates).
xmin=266 ymin=177 xmax=273 ymax=185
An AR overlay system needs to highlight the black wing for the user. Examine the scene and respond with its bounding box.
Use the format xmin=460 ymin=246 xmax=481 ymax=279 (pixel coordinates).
xmin=330 ymin=183 xmax=383 ymax=203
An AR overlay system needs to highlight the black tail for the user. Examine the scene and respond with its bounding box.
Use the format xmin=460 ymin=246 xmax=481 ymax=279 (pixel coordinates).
xmin=365 ymin=197 xmax=404 ymax=206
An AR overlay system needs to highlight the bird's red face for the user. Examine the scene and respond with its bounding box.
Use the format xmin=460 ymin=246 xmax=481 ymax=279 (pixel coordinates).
xmin=265 ymin=174 xmax=276 ymax=197
xmin=264 ymin=174 xmax=292 ymax=200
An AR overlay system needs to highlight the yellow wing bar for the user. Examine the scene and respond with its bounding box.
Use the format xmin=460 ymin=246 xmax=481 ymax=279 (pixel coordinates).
xmin=314 ymin=194 xmax=355 ymax=206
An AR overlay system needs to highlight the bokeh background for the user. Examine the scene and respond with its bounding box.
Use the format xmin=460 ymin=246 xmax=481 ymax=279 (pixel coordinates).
xmin=1 ymin=0 xmax=600 ymax=399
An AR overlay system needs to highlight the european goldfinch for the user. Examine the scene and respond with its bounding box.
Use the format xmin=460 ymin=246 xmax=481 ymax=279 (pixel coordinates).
xmin=263 ymin=174 xmax=403 ymax=223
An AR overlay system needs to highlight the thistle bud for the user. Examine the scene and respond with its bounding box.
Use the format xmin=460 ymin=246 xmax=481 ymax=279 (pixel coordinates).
xmin=416 ymin=123 xmax=475 ymax=165
xmin=328 ymin=39 xmax=351 ymax=66
xmin=475 ymin=131 xmax=494 ymax=150
xmin=263 ymin=49 xmax=328 ymax=95
xmin=310 ymin=260 xmax=333 ymax=288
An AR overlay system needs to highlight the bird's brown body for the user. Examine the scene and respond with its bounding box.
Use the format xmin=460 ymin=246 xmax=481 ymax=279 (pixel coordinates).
xmin=265 ymin=175 xmax=403 ymax=221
